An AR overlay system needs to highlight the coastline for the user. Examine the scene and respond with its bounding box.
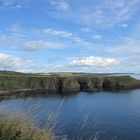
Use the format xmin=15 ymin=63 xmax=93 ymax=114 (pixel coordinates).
xmin=0 ymin=73 xmax=140 ymax=97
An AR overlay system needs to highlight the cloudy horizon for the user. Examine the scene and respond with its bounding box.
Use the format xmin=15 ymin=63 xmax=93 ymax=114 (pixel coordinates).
xmin=0 ymin=0 xmax=140 ymax=73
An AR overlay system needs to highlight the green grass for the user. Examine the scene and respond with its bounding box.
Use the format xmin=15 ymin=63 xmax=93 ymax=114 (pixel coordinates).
xmin=0 ymin=77 xmax=20 ymax=90
xmin=5 ymin=79 xmax=17 ymax=88
xmin=105 ymin=76 xmax=136 ymax=83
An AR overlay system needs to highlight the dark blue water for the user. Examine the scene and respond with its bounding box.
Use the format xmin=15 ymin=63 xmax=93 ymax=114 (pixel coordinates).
xmin=0 ymin=88 xmax=140 ymax=140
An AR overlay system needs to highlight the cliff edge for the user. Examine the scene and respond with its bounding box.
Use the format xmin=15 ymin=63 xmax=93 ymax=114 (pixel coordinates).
xmin=0 ymin=72 xmax=140 ymax=95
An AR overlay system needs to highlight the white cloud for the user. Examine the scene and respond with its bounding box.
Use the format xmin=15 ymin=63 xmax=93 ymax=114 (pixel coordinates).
xmin=80 ymin=0 xmax=140 ymax=27
xmin=0 ymin=0 xmax=28 ymax=9
xmin=0 ymin=53 xmax=51 ymax=73
xmin=49 ymin=0 xmax=140 ymax=28
xmin=32 ymin=28 xmax=94 ymax=48
xmin=22 ymin=40 xmax=67 ymax=51
xmin=1 ymin=25 xmax=102 ymax=52
xmin=69 ymin=56 xmax=119 ymax=68
xmin=33 ymin=28 xmax=73 ymax=38
xmin=0 ymin=53 xmax=33 ymax=72
xmin=0 ymin=26 xmax=72 ymax=51
xmin=49 ymin=0 xmax=70 ymax=11
xmin=0 ymin=53 xmax=75 ymax=73
xmin=92 ymin=34 xmax=103 ymax=40
xmin=108 ymin=37 xmax=140 ymax=54
xmin=0 ymin=33 xmax=23 ymax=49
xmin=22 ymin=40 xmax=45 ymax=52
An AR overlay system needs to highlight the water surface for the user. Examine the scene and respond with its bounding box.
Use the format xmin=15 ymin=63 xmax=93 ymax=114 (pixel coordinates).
xmin=0 ymin=88 xmax=140 ymax=140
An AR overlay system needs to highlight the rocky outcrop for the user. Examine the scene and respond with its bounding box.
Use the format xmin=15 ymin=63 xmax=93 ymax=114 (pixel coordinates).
xmin=103 ymin=76 xmax=140 ymax=90
xmin=61 ymin=78 xmax=80 ymax=92
xmin=91 ymin=77 xmax=104 ymax=89
xmin=103 ymin=79 xmax=117 ymax=90
xmin=79 ymin=80 xmax=96 ymax=91
xmin=0 ymin=76 xmax=140 ymax=95
xmin=28 ymin=78 xmax=60 ymax=91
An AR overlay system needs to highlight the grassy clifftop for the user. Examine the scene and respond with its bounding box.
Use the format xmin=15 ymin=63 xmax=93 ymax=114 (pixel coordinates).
xmin=0 ymin=71 xmax=140 ymax=93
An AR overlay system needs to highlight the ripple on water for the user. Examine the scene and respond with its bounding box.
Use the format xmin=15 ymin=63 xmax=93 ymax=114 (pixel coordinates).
xmin=0 ymin=89 xmax=140 ymax=140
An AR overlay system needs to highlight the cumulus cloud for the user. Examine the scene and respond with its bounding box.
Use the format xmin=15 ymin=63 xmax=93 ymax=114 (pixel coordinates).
xmin=69 ymin=56 xmax=119 ymax=68
xmin=0 ymin=53 xmax=50 ymax=73
xmin=0 ymin=53 xmax=33 ymax=72
xmin=0 ymin=53 xmax=76 ymax=73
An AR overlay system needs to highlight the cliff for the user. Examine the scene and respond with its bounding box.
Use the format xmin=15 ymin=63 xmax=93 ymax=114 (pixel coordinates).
xmin=0 ymin=73 xmax=140 ymax=95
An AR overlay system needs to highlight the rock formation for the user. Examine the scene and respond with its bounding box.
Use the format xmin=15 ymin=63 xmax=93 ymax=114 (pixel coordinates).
xmin=0 ymin=75 xmax=140 ymax=95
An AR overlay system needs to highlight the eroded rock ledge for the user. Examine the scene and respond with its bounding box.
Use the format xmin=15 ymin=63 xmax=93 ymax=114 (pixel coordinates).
xmin=0 ymin=75 xmax=140 ymax=95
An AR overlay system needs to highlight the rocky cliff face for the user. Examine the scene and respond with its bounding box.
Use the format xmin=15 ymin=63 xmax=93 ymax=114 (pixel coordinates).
xmin=28 ymin=78 xmax=61 ymax=91
xmin=61 ymin=78 xmax=80 ymax=92
xmin=0 ymin=76 xmax=140 ymax=93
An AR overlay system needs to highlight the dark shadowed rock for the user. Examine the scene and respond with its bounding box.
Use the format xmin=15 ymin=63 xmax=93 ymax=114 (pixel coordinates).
xmin=79 ymin=80 xmax=97 ymax=91
xmin=103 ymin=79 xmax=116 ymax=90
xmin=103 ymin=76 xmax=140 ymax=90
xmin=91 ymin=77 xmax=104 ymax=90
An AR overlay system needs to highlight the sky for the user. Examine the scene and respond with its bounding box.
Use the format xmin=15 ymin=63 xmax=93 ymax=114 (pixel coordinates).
xmin=0 ymin=0 xmax=140 ymax=73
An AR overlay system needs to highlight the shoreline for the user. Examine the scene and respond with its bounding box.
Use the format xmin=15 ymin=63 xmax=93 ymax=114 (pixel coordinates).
xmin=0 ymin=87 xmax=140 ymax=98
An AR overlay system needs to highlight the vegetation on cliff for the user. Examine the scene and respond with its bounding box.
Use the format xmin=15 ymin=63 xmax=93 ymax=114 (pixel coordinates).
xmin=0 ymin=71 xmax=140 ymax=93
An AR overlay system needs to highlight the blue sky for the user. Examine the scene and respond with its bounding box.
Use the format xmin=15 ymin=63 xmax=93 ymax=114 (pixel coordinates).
xmin=0 ymin=0 xmax=140 ymax=73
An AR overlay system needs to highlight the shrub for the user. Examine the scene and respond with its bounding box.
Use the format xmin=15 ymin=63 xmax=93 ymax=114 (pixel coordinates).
xmin=0 ymin=113 xmax=57 ymax=140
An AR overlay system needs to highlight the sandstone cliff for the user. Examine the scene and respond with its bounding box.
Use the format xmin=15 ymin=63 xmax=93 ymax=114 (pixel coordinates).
xmin=0 ymin=75 xmax=140 ymax=95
